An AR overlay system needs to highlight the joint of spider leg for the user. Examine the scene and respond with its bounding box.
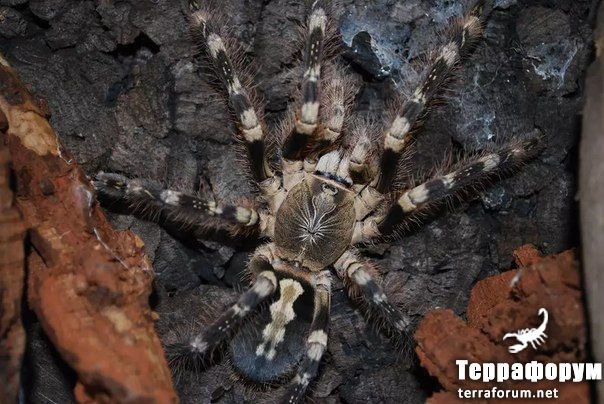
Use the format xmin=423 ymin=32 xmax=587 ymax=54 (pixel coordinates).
xmin=306 ymin=330 xmax=327 ymax=362
xmin=373 ymin=292 xmax=387 ymax=303
xmin=206 ymin=201 xmax=222 ymax=215
xmin=299 ymin=102 xmax=320 ymax=127
xmin=480 ymin=153 xmax=501 ymax=171
xmin=190 ymin=336 xmax=208 ymax=354
xmin=189 ymin=9 xmax=208 ymax=27
xmin=159 ymin=190 xmax=182 ymax=206
xmin=256 ymin=271 xmax=278 ymax=296
xmin=352 ymin=219 xmax=379 ymax=244
xmin=395 ymin=317 xmax=410 ymax=331
xmin=206 ymin=33 xmax=225 ymax=59
xmin=440 ymin=41 xmax=460 ymax=67
xmin=293 ymin=372 xmax=311 ymax=387
xmin=232 ymin=303 xmax=250 ymax=317
xmin=308 ymin=7 xmax=327 ymax=32
xmin=236 ymin=206 xmax=259 ymax=226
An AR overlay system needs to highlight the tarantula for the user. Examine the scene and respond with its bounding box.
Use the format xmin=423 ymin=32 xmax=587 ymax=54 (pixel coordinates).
xmin=94 ymin=0 xmax=539 ymax=402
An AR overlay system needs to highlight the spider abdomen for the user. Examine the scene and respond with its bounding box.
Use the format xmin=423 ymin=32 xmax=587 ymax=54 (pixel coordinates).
xmin=274 ymin=176 xmax=355 ymax=271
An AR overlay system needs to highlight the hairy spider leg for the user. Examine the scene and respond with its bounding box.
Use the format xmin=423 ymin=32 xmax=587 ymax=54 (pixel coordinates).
xmin=280 ymin=271 xmax=331 ymax=404
xmin=303 ymin=63 xmax=357 ymax=172
xmin=372 ymin=4 xmax=485 ymax=194
xmin=281 ymin=1 xmax=335 ymax=190
xmin=188 ymin=1 xmax=272 ymax=183
xmin=166 ymin=245 xmax=279 ymax=369
xmin=282 ymin=1 xmax=329 ymax=162
xmin=335 ymin=251 xmax=413 ymax=350
xmin=93 ymin=173 xmax=259 ymax=233
xmin=374 ymin=138 xmax=541 ymax=238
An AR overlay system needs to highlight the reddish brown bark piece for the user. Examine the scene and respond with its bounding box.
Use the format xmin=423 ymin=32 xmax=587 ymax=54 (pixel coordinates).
xmin=416 ymin=249 xmax=589 ymax=403
xmin=512 ymin=244 xmax=542 ymax=267
xmin=0 ymin=59 xmax=177 ymax=402
xmin=0 ymin=147 xmax=26 ymax=402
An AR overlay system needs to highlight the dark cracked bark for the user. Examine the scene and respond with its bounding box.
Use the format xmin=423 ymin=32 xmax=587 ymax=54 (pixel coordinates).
xmin=0 ymin=0 xmax=594 ymax=402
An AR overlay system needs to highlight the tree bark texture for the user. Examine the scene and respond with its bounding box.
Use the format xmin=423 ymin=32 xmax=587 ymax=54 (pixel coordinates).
xmin=416 ymin=246 xmax=589 ymax=403
xmin=0 ymin=57 xmax=177 ymax=403
xmin=0 ymin=139 xmax=26 ymax=403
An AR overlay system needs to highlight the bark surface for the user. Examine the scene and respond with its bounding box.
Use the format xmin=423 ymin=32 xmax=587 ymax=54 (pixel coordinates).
xmin=0 ymin=59 xmax=176 ymax=403
xmin=416 ymin=246 xmax=589 ymax=403
xmin=0 ymin=143 xmax=26 ymax=402
xmin=0 ymin=0 xmax=595 ymax=402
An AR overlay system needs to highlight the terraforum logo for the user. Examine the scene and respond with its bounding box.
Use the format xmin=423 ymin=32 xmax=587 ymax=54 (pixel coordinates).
xmin=454 ymin=308 xmax=602 ymax=400
xmin=503 ymin=308 xmax=548 ymax=353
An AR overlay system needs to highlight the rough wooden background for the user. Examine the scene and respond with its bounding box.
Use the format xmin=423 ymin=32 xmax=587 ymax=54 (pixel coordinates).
xmin=0 ymin=0 xmax=595 ymax=402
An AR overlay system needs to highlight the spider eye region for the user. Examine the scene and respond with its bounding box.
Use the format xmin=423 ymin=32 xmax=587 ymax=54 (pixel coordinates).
xmin=321 ymin=183 xmax=338 ymax=195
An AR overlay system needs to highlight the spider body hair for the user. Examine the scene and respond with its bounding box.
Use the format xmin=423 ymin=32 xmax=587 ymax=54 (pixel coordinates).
xmin=92 ymin=0 xmax=541 ymax=402
xmin=374 ymin=9 xmax=486 ymax=194
xmin=377 ymin=135 xmax=542 ymax=237
xmin=188 ymin=0 xmax=272 ymax=183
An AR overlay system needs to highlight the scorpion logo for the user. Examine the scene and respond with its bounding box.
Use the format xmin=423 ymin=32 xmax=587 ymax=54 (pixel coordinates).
xmin=502 ymin=308 xmax=548 ymax=354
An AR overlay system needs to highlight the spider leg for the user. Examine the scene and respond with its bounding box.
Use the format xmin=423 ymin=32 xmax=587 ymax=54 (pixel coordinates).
xmin=303 ymin=65 xmax=356 ymax=173
xmin=371 ymin=3 xmax=485 ymax=194
xmin=187 ymin=1 xmax=272 ymax=183
xmin=166 ymin=244 xmax=279 ymax=369
xmin=281 ymin=271 xmax=331 ymax=404
xmin=282 ymin=1 xmax=328 ymax=161
xmin=349 ymin=121 xmax=380 ymax=186
xmin=281 ymin=1 xmax=337 ymax=188
xmin=334 ymin=250 xmax=413 ymax=351
xmin=355 ymin=137 xmax=541 ymax=241
xmin=93 ymin=172 xmax=260 ymax=237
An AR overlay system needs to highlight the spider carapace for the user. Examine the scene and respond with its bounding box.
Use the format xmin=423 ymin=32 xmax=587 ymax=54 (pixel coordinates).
xmin=94 ymin=0 xmax=540 ymax=402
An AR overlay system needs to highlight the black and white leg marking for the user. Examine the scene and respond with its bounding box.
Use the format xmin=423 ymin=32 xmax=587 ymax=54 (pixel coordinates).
xmin=281 ymin=271 xmax=331 ymax=404
xmin=166 ymin=248 xmax=279 ymax=368
xmin=373 ymin=7 xmax=484 ymax=193
xmin=377 ymin=138 xmax=541 ymax=237
xmin=93 ymin=173 xmax=260 ymax=230
xmin=349 ymin=123 xmax=378 ymax=185
xmin=188 ymin=2 xmax=272 ymax=182
xmin=305 ymin=64 xmax=355 ymax=162
xmin=335 ymin=251 xmax=412 ymax=348
xmin=255 ymin=278 xmax=305 ymax=361
xmin=282 ymin=1 xmax=328 ymax=161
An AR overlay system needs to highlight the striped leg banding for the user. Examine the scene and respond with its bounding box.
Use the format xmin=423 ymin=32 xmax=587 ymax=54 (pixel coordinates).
xmin=166 ymin=267 xmax=278 ymax=370
xmin=308 ymin=64 xmax=356 ymax=159
xmin=334 ymin=251 xmax=413 ymax=352
xmin=281 ymin=271 xmax=331 ymax=404
xmin=93 ymin=173 xmax=260 ymax=230
xmin=349 ymin=126 xmax=378 ymax=185
xmin=187 ymin=1 xmax=272 ymax=183
xmin=373 ymin=5 xmax=485 ymax=193
xmin=377 ymin=137 xmax=542 ymax=237
xmin=282 ymin=2 xmax=329 ymax=161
